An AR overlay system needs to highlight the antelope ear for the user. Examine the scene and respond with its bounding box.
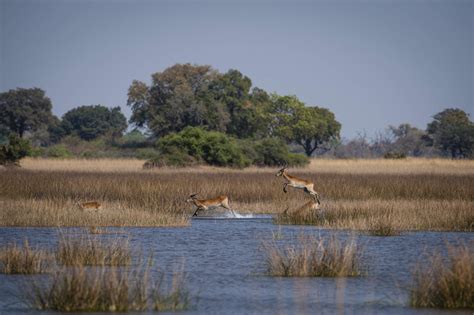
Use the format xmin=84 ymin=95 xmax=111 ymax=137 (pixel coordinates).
xmin=190 ymin=193 xmax=198 ymax=198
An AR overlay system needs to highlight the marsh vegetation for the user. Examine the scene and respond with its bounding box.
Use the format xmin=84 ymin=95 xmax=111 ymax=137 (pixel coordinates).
xmin=409 ymin=242 xmax=473 ymax=309
xmin=0 ymin=158 xmax=472 ymax=231
xmin=263 ymin=234 xmax=363 ymax=277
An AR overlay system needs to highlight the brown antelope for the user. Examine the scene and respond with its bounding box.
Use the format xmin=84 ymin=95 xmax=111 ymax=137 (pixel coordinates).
xmin=186 ymin=194 xmax=236 ymax=217
xmin=276 ymin=167 xmax=321 ymax=204
xmin=76 ymin=201 xmax=102 ymax=211
xmin=283 ymin=196 xmax=320 ymax=216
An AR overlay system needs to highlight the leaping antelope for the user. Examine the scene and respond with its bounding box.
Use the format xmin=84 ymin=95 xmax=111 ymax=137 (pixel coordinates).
xmin=186 ymin=194 xmax=236 ymax=217
xmin=275 ymin=167 xmax=321 ymax=204
xmin=76 ymin=201 xmax=102 ymax=211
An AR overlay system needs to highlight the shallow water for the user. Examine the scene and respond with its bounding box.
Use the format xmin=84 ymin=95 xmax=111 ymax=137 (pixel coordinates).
xmin=0 ymin=216 xmax=472 ymax=314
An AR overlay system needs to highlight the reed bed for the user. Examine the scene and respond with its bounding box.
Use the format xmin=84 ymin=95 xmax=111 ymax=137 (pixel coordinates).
xmin=274 ymin=199 xmax=473 ymax=232
xmin=26 ymin=262 xmax=190 ymax=312
xmin=0 ymin=240 xmax=53 ymax=274
xmin=410 ymin=243 xmax=473 ymax=309
xmin=1 ymin=158 xmax=473 ymax=229
xmin=263 ymin=234 xmax=363 ymax=277
xmin=57 ymin=234 xmax=131 ymax=266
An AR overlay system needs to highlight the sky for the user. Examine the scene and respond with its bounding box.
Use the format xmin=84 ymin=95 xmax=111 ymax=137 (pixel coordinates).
xmin=1 ymin=0 xmax=472 ymax=139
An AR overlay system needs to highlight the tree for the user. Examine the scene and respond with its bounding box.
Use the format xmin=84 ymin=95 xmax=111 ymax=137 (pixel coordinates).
xmin=0 ymin=134 xmax=31 ymax=166
xmin=61 ymin=105 xmax=127 ymax=141
xmin=269 ymin=95 xmax=341 ymax=156
xmin=426 ymin=108 xmax=474 ymax=158
xmin=388 ymin=124 xmax=427 ymax=156
xmin=0 ymin=88 xmax=55 ymax=138
xmin=127 ymin=64 xmax=229 ymax=137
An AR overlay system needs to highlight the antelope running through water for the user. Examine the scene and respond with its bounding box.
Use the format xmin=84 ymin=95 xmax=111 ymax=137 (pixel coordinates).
xmin=186 ymin=194 xmax=237 ymax=217
xmin=275 ymin=167 xmax=321 ymax=204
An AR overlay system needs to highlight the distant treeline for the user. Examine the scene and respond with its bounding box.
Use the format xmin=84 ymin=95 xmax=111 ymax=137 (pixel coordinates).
xmin=1 ymin=63 xmax=473 ymax=166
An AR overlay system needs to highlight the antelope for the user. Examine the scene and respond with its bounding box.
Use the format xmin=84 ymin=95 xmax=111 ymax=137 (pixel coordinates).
xmin=275 ymin=167 xmax=321 ymax=204
xmin=186 ymin=194 xmax=236 ymax=217
xmin=76 ymin=201 xmax=102 ymax=211
xmin=283 ymin=196 xmax=320 ymax=216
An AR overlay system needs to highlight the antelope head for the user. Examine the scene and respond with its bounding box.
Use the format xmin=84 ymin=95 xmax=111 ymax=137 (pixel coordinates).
xmin=186 ymin=193 xmax=198 ymax=203
xmin=275 ymin=167 xmax=288 ymax=177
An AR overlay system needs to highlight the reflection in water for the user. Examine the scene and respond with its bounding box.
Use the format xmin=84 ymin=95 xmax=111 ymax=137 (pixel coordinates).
xmin=336 ymin=278 xmax=347 ymax=315
xmin=0 ymin=219 xmax=472 ymax=314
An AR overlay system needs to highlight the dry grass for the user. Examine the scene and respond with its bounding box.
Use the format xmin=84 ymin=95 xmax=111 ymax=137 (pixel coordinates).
xmin=26 ymin=262 xmax=190 ymax=312
xmin=19 ymin=157 xmax=474 ymax=175
xmin=274 ymin=199 xmax=473 ymax=232
xmin=0 ymin=240 xmax=53 ymax=274
xmin=57 ymin=233 xmax=131 ymax=266
xmin=263 ymin=234 xmax=363 ymax=277
xmin=410 ymin=243 xmax=473 ymax=309
xmin=1 ymin=158 xmax=473 ymax=230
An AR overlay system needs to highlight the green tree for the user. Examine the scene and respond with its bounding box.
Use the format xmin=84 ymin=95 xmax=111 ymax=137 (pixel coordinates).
xmin=0 ymin=88 xmax=56 ymax=138
xmin=426 ymin=108 xmax=474 ymax=158
xmin=61 ymin=105 xmax=127 ymax=141
xmin=127 ymin=64 xmax=229 ymax=137
xmin=0 ymin=134 xmax=31 ymax=166
xmin=269 ymin=95 xmax=341 ymax=156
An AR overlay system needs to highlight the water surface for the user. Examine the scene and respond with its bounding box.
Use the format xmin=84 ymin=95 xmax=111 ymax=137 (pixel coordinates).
xmin=0 ymin=217 xmax=472 ymax=314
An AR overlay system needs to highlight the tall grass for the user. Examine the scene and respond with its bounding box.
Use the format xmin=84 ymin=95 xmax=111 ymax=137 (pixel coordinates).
xmin=263 ymin=234 xmax=363 ymax=277
xmin=26 ymin=262 xmax=190 ymax=312
xmin=410 ymin=243 xmax=473 ymax=309
xmin=0 ymin=240 xmax=53 ymax=274
xmin=57 ymin=234 xmax=131 ymax=266
xmin=1 ymin=158 xmax=473 ymax=230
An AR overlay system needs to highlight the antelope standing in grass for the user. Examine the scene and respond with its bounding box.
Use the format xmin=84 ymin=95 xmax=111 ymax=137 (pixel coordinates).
xmin=76 ymin=201 xmax=102 ymax=211
xmin=186 ymin=194 xmax=236 ymax=217
xmin=276 ymin=167 xmax=321 ymax=204
xmin=283 ymin=196 xmax=320 ymax=216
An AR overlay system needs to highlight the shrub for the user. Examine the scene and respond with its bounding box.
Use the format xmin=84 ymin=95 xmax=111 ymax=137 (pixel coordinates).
xmin=155 ymin=127 xmax=250 ymax=168
xmin=0 ymin=134 xmax=31 ymax=166
xmin=410 ymin=243 xmax=473 ymax=309
xmin=384 ymin=151 xmax=407 ymax=159
xmin=45 ymin=144 xmax=72 ymax=158
xmin=252 ymin=138 xmax=309 ymax=167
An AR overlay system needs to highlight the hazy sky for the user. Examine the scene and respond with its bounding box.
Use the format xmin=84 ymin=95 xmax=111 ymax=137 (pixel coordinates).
xmin=1 ymin=0 xmax=472 ymax=138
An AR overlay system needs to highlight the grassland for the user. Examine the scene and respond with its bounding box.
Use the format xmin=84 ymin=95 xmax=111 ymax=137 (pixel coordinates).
xmin=0 ymin=157 xmax=472 ymax=230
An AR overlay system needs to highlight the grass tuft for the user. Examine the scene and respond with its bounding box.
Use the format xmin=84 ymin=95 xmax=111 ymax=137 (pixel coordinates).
xmin=263 ymin=234 xmax=363 ymax=277
xmin=26 ymin=262 xmax=191 ymax=312
xmin=0 ymin=240 xmax=53 ymax=274
xmin=57 ymin=234 xmax=131 ymax=266
xmin=410 ymin=243 xmax=473 ymax=309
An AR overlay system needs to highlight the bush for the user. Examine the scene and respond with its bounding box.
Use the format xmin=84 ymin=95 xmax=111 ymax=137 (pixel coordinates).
xmin=45 ymin=144 xmax=72 ymax=158
xmin=0 ymin=134 xmax=31 ymax=166
xmin=251 ymin=138 xmax=309 ymax=167
xmin=156 ymin=127 xmax=250 ymax=168
xmin=384 ymin=151 xmax=407 ymax=159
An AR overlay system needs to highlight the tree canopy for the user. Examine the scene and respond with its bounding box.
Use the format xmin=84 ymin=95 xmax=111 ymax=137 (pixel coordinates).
xmin=61 ymin=105 xmax=127 ymax=141
xmin=426 ymin=108 xmax=474 ymax=158
xmin=268 ymin=95 xmax=341 ymax=156
xmin=0 ymin=87 xmax=56 ymax=138
xmin=127 ymin=63 xmax=340 ymax=156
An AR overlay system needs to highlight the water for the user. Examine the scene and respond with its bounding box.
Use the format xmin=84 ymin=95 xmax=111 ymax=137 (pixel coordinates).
xmin=0 ymin=216 xmax=472 ymax=314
